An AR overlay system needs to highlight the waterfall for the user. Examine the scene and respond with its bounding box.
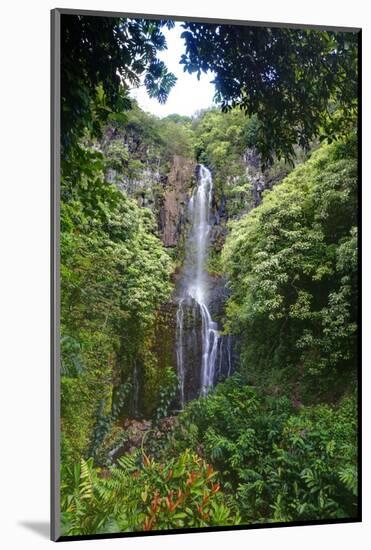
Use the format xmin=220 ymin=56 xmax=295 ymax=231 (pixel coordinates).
xmin=176 ymin=165 xmax=220 ymax=404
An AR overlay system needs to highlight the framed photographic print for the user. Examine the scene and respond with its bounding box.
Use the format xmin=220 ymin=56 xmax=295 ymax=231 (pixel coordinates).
xmin=51 ymin=8 xmax=361 ymax=541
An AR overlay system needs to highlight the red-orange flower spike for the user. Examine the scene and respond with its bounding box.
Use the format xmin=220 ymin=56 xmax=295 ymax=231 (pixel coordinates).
xmin=143 ymin=517 xmax=154 ymax=531
xmin=186 ymin=471 xmax=196 ymax=486
xmin=165 ymin=469 xmax=173 ymax=481
xmin=211 ymin=482 xmax=220 ymax=494
xmin=151 ymin=491 xmax=161 ymax=512
xmin=206 ymin=464 xmax=214 ymax=478
xmin=165 ymin=496 xmax=176 ymax=512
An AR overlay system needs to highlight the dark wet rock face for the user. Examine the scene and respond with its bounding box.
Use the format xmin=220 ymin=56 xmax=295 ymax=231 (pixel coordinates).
xmin=207 ymin=275 xmax=235 ymax=382
xmin=243 ymin=148 xmax=269 ymax=207
xmin=244 ymin=146 xmax=293 ymax=207
xmin=102 ymin=124 xmax=196 ymax=250
xmin=175 ymin=295 xmax=204 ymax=403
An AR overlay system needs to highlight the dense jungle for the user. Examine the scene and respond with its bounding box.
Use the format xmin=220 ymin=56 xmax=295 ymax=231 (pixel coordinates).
xmin=59 ymin=14 xmax=359 ymax=535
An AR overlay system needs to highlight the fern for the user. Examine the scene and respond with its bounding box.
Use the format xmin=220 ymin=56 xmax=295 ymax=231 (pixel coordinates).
xmin=79 ymin=458 xmax=95 ymax=500
xmin=117 ymin=453 xmax=138 ymax=472
xmin=338 ymin=466 xmax=358 ymax=496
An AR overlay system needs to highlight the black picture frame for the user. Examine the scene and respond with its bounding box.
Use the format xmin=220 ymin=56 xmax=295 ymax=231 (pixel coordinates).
xmin=51 ymin=8 xmax=362 ymax=542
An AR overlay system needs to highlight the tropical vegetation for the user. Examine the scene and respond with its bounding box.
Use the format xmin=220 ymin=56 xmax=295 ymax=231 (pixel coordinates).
xmin=59 ymin=14 xmax=359 ymax=537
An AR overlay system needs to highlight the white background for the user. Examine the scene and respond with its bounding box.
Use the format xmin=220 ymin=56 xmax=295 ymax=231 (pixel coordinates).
xmin=0 ymin=0 xmax=369 ymax=548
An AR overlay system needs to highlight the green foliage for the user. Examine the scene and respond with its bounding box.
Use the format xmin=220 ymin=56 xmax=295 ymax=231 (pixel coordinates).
xmin=160 ymin=117 xmax=195 ymax=161
xmin=61 ymin=15 xmax=176 ymax=153
xmin=89 ymin=381 xmax=132 ymax=463
xmin=103 ymin=102 xmax=195 ymax=179
xmin=171 ymin=376 xmax=358 ymax=523
xmin=60 ymin=142 xmax=174 ymax=463
xmin=207 ymin=248 xmax=224 ymax=276
xmin=223 ymin=135 xmax=358 ymax=399
xmin=61 ymin=450 xmax=238 ymax=535
xmin=181 ymin=24 xmax=358 ymax=164
xmin=152 ymin=367 xmax=178 ymax=424
xmin=61 ymin=335 xmax=84 ymax=377
xmin=192 ymin=108 xmax=252 ymax=182
xmin=191 ymin=108 xmax=299 ymax=220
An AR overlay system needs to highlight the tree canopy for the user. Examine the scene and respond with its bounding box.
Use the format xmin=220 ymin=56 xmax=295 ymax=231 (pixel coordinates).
xmin=180 ymin=24 xmax=358 ymax=163
xmin=61 ymin=15 xmax=359 ymax=166
xmin=61 ymin=15 xmax=177 ymax=152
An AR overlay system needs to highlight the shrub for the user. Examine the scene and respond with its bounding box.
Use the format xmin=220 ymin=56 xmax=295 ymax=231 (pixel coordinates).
xmin=61 ymin=449 xmax=239 ymax=535
xmin=171 ymin=376 xmax=358 ymax=523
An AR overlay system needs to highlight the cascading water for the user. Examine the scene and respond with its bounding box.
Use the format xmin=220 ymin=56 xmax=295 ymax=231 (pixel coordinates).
xmin=176 ymin=165 xmax=220 ymax=405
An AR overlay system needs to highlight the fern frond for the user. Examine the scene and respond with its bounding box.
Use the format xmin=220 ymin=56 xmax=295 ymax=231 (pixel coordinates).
xmin=338 ymin=466 xmax=358 ymax=496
